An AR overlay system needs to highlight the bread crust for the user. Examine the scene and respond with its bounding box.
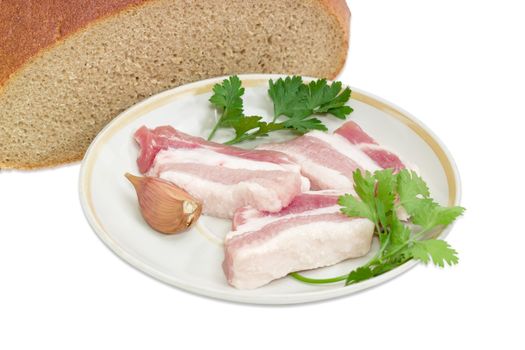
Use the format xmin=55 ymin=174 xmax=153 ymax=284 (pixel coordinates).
xmin=320 ymin=0 xmax=351 ymax=78
xmin=1 ymin=0 xmax=349 ymax=89
xmin=0 ymin=0 xmax=150 ymax=88
xmin=0 ymin=0 xmax=350 ymax=169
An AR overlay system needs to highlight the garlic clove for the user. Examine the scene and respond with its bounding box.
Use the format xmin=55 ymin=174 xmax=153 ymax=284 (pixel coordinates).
xmin=125 ymin=173 xmax=202 ymax=234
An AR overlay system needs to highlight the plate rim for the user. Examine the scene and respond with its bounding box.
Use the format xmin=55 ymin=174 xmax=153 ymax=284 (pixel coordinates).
xmin=78 ymin=73 xmax=462 ymax=305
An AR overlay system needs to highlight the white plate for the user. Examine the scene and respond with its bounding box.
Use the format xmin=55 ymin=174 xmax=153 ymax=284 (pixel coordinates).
xmin=79 ymin=74 xmax=461 ymax=304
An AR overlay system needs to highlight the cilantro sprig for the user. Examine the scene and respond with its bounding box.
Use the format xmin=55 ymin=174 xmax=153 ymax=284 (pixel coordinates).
xmin=207 ymin=75 xmax=354 ymax=144
xmin=291 ymin=169 xmax=465 ymax=286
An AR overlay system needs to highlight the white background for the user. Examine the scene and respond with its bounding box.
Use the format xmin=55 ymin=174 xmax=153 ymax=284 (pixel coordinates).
xmin=1 ymin=1 xmax=523 ymax=348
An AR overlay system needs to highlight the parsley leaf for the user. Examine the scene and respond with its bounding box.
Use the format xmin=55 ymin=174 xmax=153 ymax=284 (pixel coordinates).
xmin=268 ymin=76 xmax=354 ymax=133
xmin=208 ymin=75 xmax=353 ymax=144
xmin=283 ymin=116 xmax=327 ymax=133
xmin=208 ymin=76 xmax=248 ymax=140
xmin=208 ymin=76 xmax=244 ymax=120
xmin=208 ymin=76 xmax=285 ymax=145
xmin=306 ymin=80 xmax=353 ymax=118
xmin=225 ymin=117 xmax=285 ymax=145
xmin=268 ymin=76 xmax=305 ymax=118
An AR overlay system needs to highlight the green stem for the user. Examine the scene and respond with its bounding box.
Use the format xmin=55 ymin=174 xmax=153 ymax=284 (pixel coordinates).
xmin=290 ymin=272 xmax=349 ymax=284
xmin=207 ymin=122 xmax=221 ymax=141
xmin=375 ymin=223 xmax=389 ymax=260
xmin=208 ymin=108 xmax=230 ymax=141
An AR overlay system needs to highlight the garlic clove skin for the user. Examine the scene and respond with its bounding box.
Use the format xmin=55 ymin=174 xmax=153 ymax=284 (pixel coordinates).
xmin=125 ymin=173 xmax=202 ymax=234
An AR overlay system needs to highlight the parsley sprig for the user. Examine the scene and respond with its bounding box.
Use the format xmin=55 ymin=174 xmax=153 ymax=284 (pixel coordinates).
xmin=207 ymin=75 xmax=353 ymax=144
xmin=207 ymin=76 xmax=245 ymax=141
xmin=291 ymin=169 xmax=465 ymax=286
xmin=269 ymin=76 xmax=353 ymax=132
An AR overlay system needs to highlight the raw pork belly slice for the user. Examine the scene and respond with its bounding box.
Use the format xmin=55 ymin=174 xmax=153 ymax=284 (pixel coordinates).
xmin=223 ymin=191 xmax=374 ymax=289
xmin=334 ymin=121 xmax=405 ymax=171
xmin=134 ymin=126 xmax=310 ymax=218
xmin=257 ymin=121 xmax=405 ymax=192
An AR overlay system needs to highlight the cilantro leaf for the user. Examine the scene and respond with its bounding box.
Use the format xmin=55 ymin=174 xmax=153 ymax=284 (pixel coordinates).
xmin=398 ymin=169 xmax=430 ymax=198
xmin=383 ymin=212 xmax=411 ymax=257
xmin=409 ymin=239 xmax=459 ymax=267
xmin=346 ymin=254 xmax=411 ymax=285
xmin=375 ymin=200 xmax=389 ymax=233
xmin=291 ymin=168 xmax=464 ymax=288
xmin=352 ymin=170 xmax=376 ymax=208
xmin=369 ymin=256 xmax=411 ymax=277
xmin=345 ymin=266 xmax=374 ymax=285
xmin=397 ymin=169 xmax=430 ymax=213
xmin=433 ymin=205 xmax=465 ymax=227
xmin=397 ymin=169 xmax=465 ymax=231
xmin=410 ymin=198 xmax=465 ymax=231
xmin=374 ymin=169 xmax=398 ymax=216
xmin=409 ymin=198 xmax=440 ymax=228
xmin=338 ymin=194 xmax=375 ymax=222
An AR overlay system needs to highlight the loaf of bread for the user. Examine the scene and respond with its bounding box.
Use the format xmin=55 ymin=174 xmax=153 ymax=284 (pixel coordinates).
xmin=0 ymin=0 xmax=350 ymax=169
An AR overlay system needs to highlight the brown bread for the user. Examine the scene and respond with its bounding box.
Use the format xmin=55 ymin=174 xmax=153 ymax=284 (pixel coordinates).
xmin=0 ymin=0 xmax=350 ymax=169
